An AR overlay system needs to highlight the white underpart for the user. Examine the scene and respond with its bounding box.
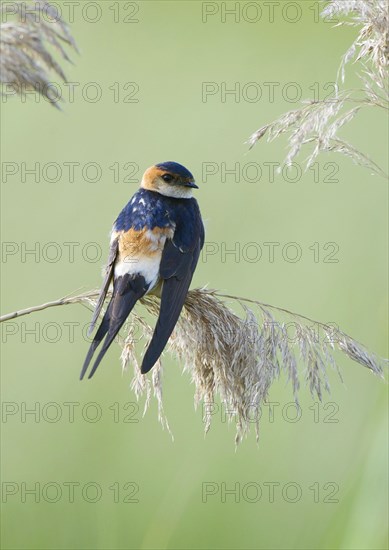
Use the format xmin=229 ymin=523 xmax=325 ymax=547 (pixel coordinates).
xmin=115 ymin=254 xmax=162 ymax=290
xmin=113 ymin=229 xmax=172 ymax=291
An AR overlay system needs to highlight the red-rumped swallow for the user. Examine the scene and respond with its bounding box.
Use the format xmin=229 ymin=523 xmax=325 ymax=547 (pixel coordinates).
xmin=80 ymin=161 xmax=204 ymax=379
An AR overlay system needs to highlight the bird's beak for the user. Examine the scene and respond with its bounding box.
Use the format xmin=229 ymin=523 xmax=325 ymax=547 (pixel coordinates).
xmin=185 ymin=181 xmax=199 ymax=189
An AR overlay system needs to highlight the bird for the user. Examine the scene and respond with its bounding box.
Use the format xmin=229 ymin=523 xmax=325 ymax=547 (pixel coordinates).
xmin=80 ymin=161 xmax=204 ymax=379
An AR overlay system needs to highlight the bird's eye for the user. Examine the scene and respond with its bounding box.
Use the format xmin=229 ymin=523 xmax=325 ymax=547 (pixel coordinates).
xmin=162 ymin=174 xmax=174 ymax=183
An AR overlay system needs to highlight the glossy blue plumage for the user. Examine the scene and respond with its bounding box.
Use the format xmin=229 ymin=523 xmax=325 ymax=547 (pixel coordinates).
xmin=155 ymin=161 xmax=194 ymax=180
xmin=114 ymin=189 xmax=203 ymax=251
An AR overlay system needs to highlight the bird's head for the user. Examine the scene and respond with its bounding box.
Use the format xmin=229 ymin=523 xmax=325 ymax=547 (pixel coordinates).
xmin=141 ymin=161 xmax=198 ymax=199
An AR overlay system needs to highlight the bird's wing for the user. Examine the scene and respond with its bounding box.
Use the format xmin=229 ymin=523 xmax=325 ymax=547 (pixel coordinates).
xmin=88 ymin=235 xmax=119 ymax=336
xmin=141 ymin=201 xmax=204 ymax=373
xmin=80 ymin=273 xmax=148 ymax=379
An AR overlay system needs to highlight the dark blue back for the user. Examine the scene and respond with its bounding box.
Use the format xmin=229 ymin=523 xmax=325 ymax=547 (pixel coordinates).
xmin=114 ymin=189 xmax=204 ymax=251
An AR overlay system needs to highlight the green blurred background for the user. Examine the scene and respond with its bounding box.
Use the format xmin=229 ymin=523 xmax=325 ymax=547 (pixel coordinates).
xmin=1 ymin=1 xmax=388 ymax=549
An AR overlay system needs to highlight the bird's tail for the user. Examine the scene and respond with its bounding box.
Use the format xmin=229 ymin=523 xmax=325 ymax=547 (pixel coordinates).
xmin=80 ymin=274 xmax=147 ymax=380
xmin=141 ymin=275 xmax=190 ymax=373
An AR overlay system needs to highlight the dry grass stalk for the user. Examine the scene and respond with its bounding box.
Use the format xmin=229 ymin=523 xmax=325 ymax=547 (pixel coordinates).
xmin=1 ymin=287 xmax=386 ymax=444
xmin=249 ymin=0 xmax=389 ymax=179
xmin=0 ymin=0 xmax=77 ymax=107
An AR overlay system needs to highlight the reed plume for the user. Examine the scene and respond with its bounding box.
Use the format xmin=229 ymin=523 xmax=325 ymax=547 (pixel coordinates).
xmin=0 ymin=0 xmax=77 ymax=107
xmin=249 ymin=0 xmax=389 ymax=179
xmin=1 ymin=287 xmax=385 ymax=444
